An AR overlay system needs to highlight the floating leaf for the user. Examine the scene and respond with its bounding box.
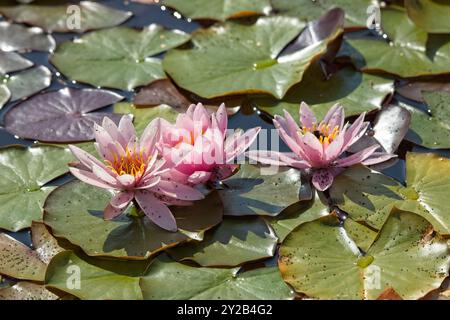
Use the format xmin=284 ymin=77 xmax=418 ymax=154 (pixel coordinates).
xmin=279 ymin=210 xmax=448 ymax=300
xmin=167 ymin=216 xmax=277 ymax=267
xmin=0 ymin=145 xmax=72 ymax=231
xmin=218 ymin=165 xmax=303 ymax=217
xmin=133 ymin=79 xmax=242 ymax=115
xmin=163 ymin=15 xmax=343 ymax=99
xmin=4 ymin=88 xmax=124 ymax=142
xmin=0 ymin=282 xmax=58 ymax=300
xmin=344 ymin=8 xmax=450 ymax=77
xmin=330 ymin=153 xmax=450 ymax=234
xmin=44 ymin=180 xmax=223 ymax=259
xmin=271 ymin=0 xmax=373 ymax=29
xmin=0 ymin=1 xmax=132 ymax=33
xmin=254 ymin=63 xmax=393 ymax=120
xmin=0 ymin=21 xmax=55 ymax=52
xmin=46 ymin=251 xmax=145 ymax=300
xmin=405 ymin=0 xmax=450 ymax=33
xmin=267 ymin=192 xmax=330 ymax=242
xmin=163 ymin=0 xmax=271 ymax=21
xmin=5 ymin=65 xmax=52 ymax=101
xmin=113 ymin=102 xmax=179 ymax=135
xmin=51 ymin=26 xmax=190 ymax=90
xmin=31 ymin=222 xmax=64 ymax=264
xmin=0 ymin=85 xmax=10 ymax=109
xmin=400 ymin=91 xmax=450 ymax=149
xmin=348 ymin=104 xmax=411 ymax=156
xmin=0 ymin=233 xmax=46 ymax=281
xmin=0 ymin=51 xmax=33 ymax=73
xmin=140 ymin=254 xmax=294 ymax=300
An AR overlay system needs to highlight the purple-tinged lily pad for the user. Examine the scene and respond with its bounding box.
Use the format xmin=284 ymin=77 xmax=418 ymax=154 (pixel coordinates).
xmin=4 ymin=87 xmax=124 ymax=142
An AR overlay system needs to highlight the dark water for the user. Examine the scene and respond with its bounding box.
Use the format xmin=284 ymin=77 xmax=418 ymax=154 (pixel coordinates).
xmin=0 ymin=1 xmax=448 ymax=246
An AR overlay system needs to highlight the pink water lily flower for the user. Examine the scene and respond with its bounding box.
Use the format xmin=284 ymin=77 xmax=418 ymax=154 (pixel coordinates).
xmin=68 ymin=116 xmax=205 ymax=232
xmin=158 ymin=103 xmax=261 ymax=185
xmin=248 ymin=102 xmax=396 ymax=191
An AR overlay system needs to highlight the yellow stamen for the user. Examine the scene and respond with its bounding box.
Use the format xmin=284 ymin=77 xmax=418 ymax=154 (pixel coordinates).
xmin=105 ymin=147 xmax=147 ymax=178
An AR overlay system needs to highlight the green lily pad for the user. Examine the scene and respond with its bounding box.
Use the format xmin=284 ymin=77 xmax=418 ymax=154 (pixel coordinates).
xmin=330 ymin=153 xmax=450 ymax=234
xmin=0 ymin=145 xmax=72 ymax=231
xmin=400 ymin=92 xmax=450 ymax=149
xmin=51 ymin=26 xmax=190 ymax=90
xmin=0 ymin=21 xmax=55 ymax=52
xmin=163 ymin=0 xmax=271 ymax=21
xmin=5 ymin=65 xmax=52 ymax=101
xmin=254 ymin=63 xmax=393 ymax=120
xmin=405 ymin=0 xmax=450 ymax=33
xmin=271 ymin=0 xmax=373 ymax=29
xmin=344 ymin=7 xmax=450 ymax=77
xmin=140 ymin=254 xmax=294 ymax=300
xmin=0 ymin=233 xmax=46 ymax=281
xmin=0 ymin=85 xmax=10 ymax=109
xmin=167 ymin=216 xmax=277 ymax=267
xmin=44 ymin=180 xmax=223 ymax=259
xmin=0 ymin=1 xmax=132 ymax=33
xmin=113 ymin=102 xmax=179 ymax=135
xmin=0 ymin=282 xmax=58 ymax=300
xmin=267 ymin=192 xmax=330 ymax=242
xmin=0 ymin=51 xmax=33 ymax=73
xmin=218 ymin=165 xmax=303 ymax=217
xmin=279 ymin=210 xmax=448 ymax=300
xmin=45 ymin=251 xmax=146 ymax=300
xmin=163 ymin=15 xmax=343 ymax=99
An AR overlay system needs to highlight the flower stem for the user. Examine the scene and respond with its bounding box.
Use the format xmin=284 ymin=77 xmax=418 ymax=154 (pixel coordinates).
xmin=129 ymin=199 xmax=145 ymax=218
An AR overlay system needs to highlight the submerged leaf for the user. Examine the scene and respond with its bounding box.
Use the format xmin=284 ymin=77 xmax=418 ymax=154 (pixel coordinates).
xmin=0 ymin=282 xmax=58 ymax=300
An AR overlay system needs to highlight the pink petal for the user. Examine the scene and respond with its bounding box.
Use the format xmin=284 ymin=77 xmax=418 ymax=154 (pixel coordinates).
xmin=343 ymin=113 xmax=368 ymax=148
xmin=361 ymin=153 xmax=397 ymax=166
xmin=68 ymin=144 xmax=106 ymax=171
xmin=299 ymin=102 xmax=317 ymax=129
xmin=137 ymin=176 xmax=161 ymax=189
xmin=135 ymin=190 xmax=177 ymax=232
xmin=225 ymin=127 xmax=260 ymax=163
xmin=312 ymin=169 xmax=334 ymax=191
xmin=141 ymin=118 xmax=161 ymax=159
xmin=283 ymin=110 xmax=301 ymax=137
xmin=110 ymin=191 xmax=134 ymax=209
xmin=91 ymin=163 xmax=118 ymax=186
xmin=323 ymin=103 xmax=344 ymax=129
xmin=216 ymin=103 xmax=228 ymax=134
xmin=104 ymin=203 xmax=127 ymax=220
xmin=188 ymin=171 xmax=212 ymax=184
xmin=117 ymin=174 xmax=136 ymax=188
xmin=274 ymin=118 xmax=311 ymax=162
xmin=324 ymin=129 xmax=346 ymax=162
xmin=118 ymin=116 xmax=136 ymax=144
xmin=69 ymin=167 xmax=116 ymax=189
xmin=334 ymin=145 xmax=379 ymax=168
xmin=246 ymin=150 xmax=310 ymax=169
xmin=152 ymin=180 xmax=205 ymax=201
xmin=301 ymin=132 xmax=324 ymax=166
xmin=101 ymin=117 xmax=127 ymax=148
